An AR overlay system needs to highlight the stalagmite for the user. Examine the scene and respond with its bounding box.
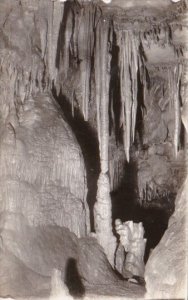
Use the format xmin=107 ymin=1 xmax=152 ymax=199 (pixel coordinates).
xmin=115 ymin=219 xmax=147 ymax=277
xmin=94 ymin=19 xmax=116 ymax=266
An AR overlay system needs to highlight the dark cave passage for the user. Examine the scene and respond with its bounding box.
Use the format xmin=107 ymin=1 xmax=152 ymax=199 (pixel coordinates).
xmin=112 ymin=187 xmax=170 ymax=262
xmin=111 ymin=158 xmax=174 ymax=262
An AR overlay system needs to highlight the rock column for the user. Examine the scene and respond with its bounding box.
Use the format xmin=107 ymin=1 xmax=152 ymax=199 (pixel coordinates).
xmin=94 ymin=19 xmax=116 ymax=266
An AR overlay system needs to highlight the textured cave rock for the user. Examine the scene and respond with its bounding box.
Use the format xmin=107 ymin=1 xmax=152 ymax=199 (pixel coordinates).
xmin=0 ymin=212 xmax=145 ymax=299
xmin=0 ymin=0 xmax=89 ymax=237
xmin=0 ymin=0 xmax=187 ymax=299
xmin=78 ymin=237 xmax=145 ymax=298
xmin=0 ymin=93 xmax=89 ymax=237
xmin=144 ymin=19 xmax=188 ymax=297
xmin=0 ymin=212 xmax=77 ymax=297
xmin=0 ymin=251 xmax=50 ymax=298
xmin=145 ymin=176 xmax=188 ymax=299
xmin=133 ymin=65 xmax=186 ymax=212
xmin=78 ymin=237 xmax=119 ymax=285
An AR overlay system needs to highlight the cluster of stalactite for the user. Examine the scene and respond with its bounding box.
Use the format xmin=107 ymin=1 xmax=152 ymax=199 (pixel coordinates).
xmin=1 ymin=0 xmax=183 ymax=165
xmin=58 ymin=2 xmax=99 ymax=119
xmin=2 ymin=0 xmax=184 ymax=209
xmin=44 ymin=4 xmax=187 ymax=251
xmin=50 ymin=1 xmax=185 ymax=164
xmin=0 ymin=0 xmax=66 ymax=115
xmin=36 ymin=0 xmax=65 ymax=87
xmin=115 ymin=30 xmax=140 ymax=162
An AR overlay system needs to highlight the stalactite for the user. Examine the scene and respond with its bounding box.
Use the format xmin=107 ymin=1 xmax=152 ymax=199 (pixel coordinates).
xmin=37 ymin=6 xmax=48 ymax=61
xmin=52 ymin=1 xmax=64 ymax=83
xmin=181 ymin=60 xmax=188 ymax=170
xmin=47 ymin=0 xmax=64 ymax=83
xmin=61 ymin=8 xmax=73 ymax=80
xmin=131 ymin=34 xmax=139 ymax=142
xmin=77 ymin=4 xmax=95 ymax=121
xmin=174 ymin=64 xmax=182 ymax=157
xmin=117 ymin=30 xmax=139 ymax=162
xmin=47 ymin=1 xmax=53 ymax=82
xmin=168 ymin=64 xmax=182 ymax=157
xmin=94 ymin=18 xmax=102 ymax=147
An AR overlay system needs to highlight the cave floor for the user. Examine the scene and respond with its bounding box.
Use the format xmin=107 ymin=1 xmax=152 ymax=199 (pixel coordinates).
xmin=84 ymin=282 xmax=146 ymax=298
xmin=12 ymin=282 xmax=145 ymax=300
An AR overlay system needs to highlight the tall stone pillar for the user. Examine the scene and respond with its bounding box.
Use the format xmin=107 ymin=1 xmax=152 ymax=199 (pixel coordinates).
xmin=93 ymin=19 xmax=116 ymax=266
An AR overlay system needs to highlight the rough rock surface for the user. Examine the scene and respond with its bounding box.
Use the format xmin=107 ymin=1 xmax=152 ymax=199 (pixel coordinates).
xmin=145 ymin=176 xmax=188 ymax=299
xmin=0 ymin=213 xmax=78 ymax=278
xmin=0 ymin=0 xmax=89 ymax=237
xmin=0 ymin=212 xmax=78 ymax=298
xmin=136 ymin=74 xmax=185 ymax=211
xmin=77 ymin=238 xmax=145 ymax=298
xmin=78 ymin=237 xmax=118 ymax=285
xmin=0 ymin=212 xmax=145 ymax=299
xmin=0 ymin=93 xmax=89 ymax=237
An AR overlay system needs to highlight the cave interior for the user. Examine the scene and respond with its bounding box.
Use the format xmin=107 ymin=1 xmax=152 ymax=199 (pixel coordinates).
xmin=0 ymin=0 xmax=187 ymax=299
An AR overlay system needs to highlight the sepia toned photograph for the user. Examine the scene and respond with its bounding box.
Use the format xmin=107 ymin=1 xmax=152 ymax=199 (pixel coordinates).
xmin=0 ymin=0 xmax=187 ymax=299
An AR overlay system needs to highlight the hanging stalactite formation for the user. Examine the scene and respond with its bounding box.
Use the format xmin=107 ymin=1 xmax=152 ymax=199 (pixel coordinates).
xmin=76 ymin=4 xmax=95 ymax=121
xmin=168 ymin=64 xmax=182 ymax=156
xmin=116 ymin=30 xmax=140 ymax=162
xmin=47 ymin=0 xmax=64 ymax=84
xmin=55 ymin=1 xmax=185 ymax=164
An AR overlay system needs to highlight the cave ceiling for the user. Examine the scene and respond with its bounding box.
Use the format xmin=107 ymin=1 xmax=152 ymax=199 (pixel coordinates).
xmin=72 ymin=0 xmax=187 ymax=67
